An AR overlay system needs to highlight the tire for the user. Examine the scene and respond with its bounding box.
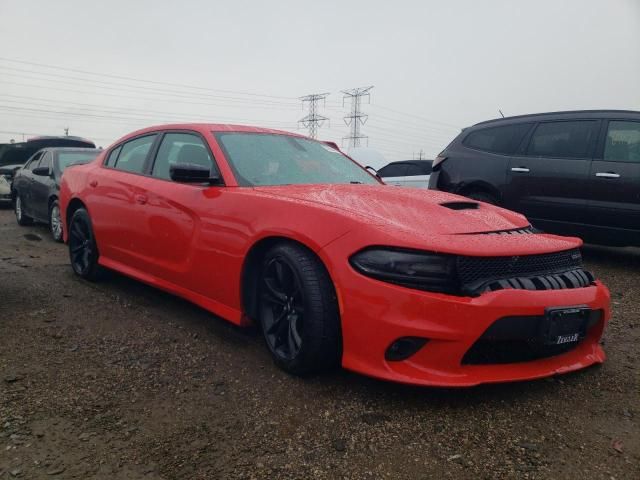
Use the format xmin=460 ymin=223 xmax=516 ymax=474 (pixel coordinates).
xmin=14 ymin=195 xmax=33 ymax=226
xmin=49 ymin=200 xmax=63 ymax=243
xmin=465 ymin=190 xmax=498 ymax=205
xmin=258 ymin=242 xmax=341 ymax=375
xmin=68 ymin=207 xmax=102 ymax=281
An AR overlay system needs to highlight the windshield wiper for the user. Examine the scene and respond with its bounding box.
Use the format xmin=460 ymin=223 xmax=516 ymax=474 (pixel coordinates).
xmin=350 ymin=181 xmax=363 ymax=184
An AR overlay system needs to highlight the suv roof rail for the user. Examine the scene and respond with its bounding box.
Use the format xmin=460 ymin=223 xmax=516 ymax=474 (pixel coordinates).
xmin=472 ymin=109 xmax=640 ymax=127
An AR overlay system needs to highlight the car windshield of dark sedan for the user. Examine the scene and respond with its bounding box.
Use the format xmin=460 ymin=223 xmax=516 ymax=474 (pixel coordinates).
xmin=215 ymin=133 xmax=378 ymax=186
xmin=57 ymin=151 xmax=100 ymax=172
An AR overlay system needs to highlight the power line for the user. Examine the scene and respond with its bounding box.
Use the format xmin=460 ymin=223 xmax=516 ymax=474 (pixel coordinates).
xmin=298 ymin=93 xmax=330 ymax=139
xmin=0 ymin=80 xmax=297 ymax=112
xmin=0 ymin=57 xmax=296 ymax=101
xmin=0 ymin=69 xmax=299 ymax=108
xmin=342 ymin=86 xmax=373 ymax=148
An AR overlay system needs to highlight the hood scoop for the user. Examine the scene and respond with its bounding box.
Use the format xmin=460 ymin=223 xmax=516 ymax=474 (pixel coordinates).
xmin=440 ymin=201 xmax=479 ymax=210
xmin=459 ymin=226 xmax=537 ymax=235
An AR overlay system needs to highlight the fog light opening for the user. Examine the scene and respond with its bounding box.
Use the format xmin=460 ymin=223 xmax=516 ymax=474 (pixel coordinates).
xmin=385 ymin=337 xmax=429 ymax=361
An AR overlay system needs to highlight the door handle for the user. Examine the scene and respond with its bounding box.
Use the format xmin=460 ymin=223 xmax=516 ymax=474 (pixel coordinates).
xmin=595 ymin=172 xmax=620 ymax=179
xmin=134 ymin=194 xmax=148 ymax=205
xmin=89 ymin=180 xmax=98 ymax=187
xmin=511 ymin=167 xmax=530 ymax=173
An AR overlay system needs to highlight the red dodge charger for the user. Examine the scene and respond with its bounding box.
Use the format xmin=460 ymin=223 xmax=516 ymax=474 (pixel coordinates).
xmin=59 ymin=124 xmax=610 ymax=386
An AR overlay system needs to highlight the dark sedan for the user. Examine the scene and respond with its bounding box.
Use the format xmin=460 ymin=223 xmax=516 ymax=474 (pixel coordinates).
xmin=12 ymin=147 xmax=101 ymax=241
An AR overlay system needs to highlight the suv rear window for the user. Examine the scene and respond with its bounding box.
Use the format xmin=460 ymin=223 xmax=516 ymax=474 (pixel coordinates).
xmin=526 ymin=120 xmax=598 ymax=159
xmin=463 ymin=123 xmax=532 ymax=154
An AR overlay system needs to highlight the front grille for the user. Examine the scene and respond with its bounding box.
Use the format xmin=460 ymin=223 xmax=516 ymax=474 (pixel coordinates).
xmin=462 ymin=310 xmax=603 ymax=365
xmin=457 ymin=248 xmax=591 ymax=295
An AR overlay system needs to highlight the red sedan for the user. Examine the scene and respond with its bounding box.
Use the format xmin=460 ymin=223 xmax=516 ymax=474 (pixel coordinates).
xmin=59 ymin=124 xmax=610 ymax=386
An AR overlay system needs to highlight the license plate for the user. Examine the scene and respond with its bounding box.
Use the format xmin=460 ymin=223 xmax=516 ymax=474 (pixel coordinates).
xmin=542 ymin=307 xmax=589 ymax=346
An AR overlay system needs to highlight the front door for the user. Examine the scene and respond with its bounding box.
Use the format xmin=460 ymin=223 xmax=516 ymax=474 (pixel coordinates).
xmin=30 ymin=151 xmax=55 ymax=221
xmin=504 ymin=120 xmax=599 ymax=227
xmin=139 ymin=131 xmax=222 ymax=295
xmin=586 ymin=120 xmax=640 ymax=234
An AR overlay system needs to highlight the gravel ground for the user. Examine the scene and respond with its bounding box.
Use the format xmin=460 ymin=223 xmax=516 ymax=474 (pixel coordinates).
xmin=0 ymin=207 xmax=638 ymax=479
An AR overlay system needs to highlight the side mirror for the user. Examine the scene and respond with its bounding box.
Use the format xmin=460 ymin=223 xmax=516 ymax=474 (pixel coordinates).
xmin=365 ymin=165 xmax=382 ymax=179
xmin=170 ymin=163 xmax=221 ymax=185
xmin=32 ymin=166 xmax=51 ymax=176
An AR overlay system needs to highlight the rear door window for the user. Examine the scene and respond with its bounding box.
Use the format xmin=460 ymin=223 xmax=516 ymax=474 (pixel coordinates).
xmin=463 ymin=123 xmax=532 ymax=154
xmin=603 ymin=121 xmax=640 ymax=163
xmin=405 ymin=164 xmax=429 ymax=176
xmin=113 ymin=135 xmax=157 ymax=174
xmin=378 ymin=163 xmax=408 ymax=177
xmin=526 ymin=121 xmax=598 ymax=159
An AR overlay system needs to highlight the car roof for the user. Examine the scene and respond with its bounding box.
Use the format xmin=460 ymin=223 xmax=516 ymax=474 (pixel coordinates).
xmin=387 ymin=159 xmax=433 ymax=165
xmin=471 ymin=109 xmax=640 ymax=128
xmin=27 ymin=135 xmax=94 ymax=143
xmin=45 ymin=147 xmax=102 ymax=153
xmin=116 ymin=123 xmax=304 ymax=144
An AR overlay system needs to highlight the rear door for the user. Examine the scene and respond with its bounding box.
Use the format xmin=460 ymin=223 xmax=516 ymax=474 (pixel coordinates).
xmin=586 ymin=119 xmax=640 ymax=231
xmin=378 ymin=162 xmax=408 ymax=186
xmin=90 ymin=135 xmax=158 ymax=270
xmin=504 ymin=120 xmax=599 ymax=226
xmin=399 ymin=162 xmax=432 ymax=188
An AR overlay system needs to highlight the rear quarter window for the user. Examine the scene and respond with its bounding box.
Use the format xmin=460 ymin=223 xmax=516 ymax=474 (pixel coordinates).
xmin=463 ymin=123 xmax=533 ymax=154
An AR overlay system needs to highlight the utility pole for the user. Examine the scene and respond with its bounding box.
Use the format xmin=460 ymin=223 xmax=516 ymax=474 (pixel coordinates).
xmin=414 ymin=149 xmax=424 ymax=160
xmin=299 ymin=93 xmax=330 ymax=139
xmin=342 ymin=86 xmax=373 ymax=149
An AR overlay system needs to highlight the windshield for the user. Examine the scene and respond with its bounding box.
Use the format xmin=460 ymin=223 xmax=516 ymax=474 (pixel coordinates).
xmin=215 ymin=132 xmax=378 ymax=187
xmin=56 ymin=151 xmax=100 ymax=172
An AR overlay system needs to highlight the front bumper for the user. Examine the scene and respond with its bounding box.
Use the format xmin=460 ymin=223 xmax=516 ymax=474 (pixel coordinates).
xmin=330 ymin=253 xmax=610 ymax=387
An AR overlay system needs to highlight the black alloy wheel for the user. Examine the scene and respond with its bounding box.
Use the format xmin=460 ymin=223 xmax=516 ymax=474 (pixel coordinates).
xmin=260 ymin=256 xmax=305 ymax=361
xmin=258 ymin=242 xmax=341 ymax=375
xmin=68 ymin=208 xmax=101 ymax=280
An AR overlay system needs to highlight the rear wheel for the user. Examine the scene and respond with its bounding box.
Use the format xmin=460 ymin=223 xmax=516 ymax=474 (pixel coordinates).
xmin=465 ymin=190 xmax=498 ymax=205
xmin=258 ymin=242 xmax=341 ymax=375
xmin=49 ymin=200 xmax=63 ymax=242
xmin=14 ymin=195 xmax=33 ymax=226
xmin=68 ymin=208 xmax=102 ymax=281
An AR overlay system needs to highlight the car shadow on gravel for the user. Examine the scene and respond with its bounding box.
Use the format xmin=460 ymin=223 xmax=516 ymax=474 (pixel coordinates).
xmin=70 ymin=253 xmax=603 ymax=410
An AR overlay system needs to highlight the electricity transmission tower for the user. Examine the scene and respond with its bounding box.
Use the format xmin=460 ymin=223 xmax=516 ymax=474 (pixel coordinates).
xmin=342 ymin=86 xmax=374 ymax=148
xmin=299 ymin=93 xmax=330 ymax=138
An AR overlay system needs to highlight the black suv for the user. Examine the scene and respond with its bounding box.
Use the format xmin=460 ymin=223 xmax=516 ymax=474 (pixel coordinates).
xmin=429 ymin=110 xmax=640 ymax=246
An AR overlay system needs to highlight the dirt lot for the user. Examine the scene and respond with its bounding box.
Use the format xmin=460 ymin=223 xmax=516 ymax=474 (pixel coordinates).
xmin=0 ymin=207 xmax=638 ymax=480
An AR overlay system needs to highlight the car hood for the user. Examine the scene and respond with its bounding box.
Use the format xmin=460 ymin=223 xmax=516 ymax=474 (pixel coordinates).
xmin=253 ymin=184 xmax=530 ymax=235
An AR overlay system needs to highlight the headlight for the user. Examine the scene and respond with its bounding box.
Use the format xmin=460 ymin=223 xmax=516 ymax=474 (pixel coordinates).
xmin=349 ymin=247 xmax=458 ymax=294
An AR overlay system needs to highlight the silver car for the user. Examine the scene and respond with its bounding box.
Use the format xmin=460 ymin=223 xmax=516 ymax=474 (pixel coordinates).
xmin=378 ymin=160 xmax=432 ymax=189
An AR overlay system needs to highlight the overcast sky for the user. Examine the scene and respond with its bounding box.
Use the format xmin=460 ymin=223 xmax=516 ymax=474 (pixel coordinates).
xmin=0 ymin=0 xmax=638 ymax=160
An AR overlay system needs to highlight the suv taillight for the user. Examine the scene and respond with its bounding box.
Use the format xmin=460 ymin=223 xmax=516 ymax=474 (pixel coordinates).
xmin=432 ymin=154 xmax=448 ymax=170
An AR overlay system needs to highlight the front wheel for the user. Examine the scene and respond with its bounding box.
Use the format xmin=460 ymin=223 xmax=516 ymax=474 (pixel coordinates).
xmin=14 ymin=195 xmax=33 ymax=226
xmin=258 ymin=243 xmax=341 ymax=375
xmin=68 ymin=208 xmax=102 ymax=281
xmin=49 ymin=200 xmax=63 ymax=242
